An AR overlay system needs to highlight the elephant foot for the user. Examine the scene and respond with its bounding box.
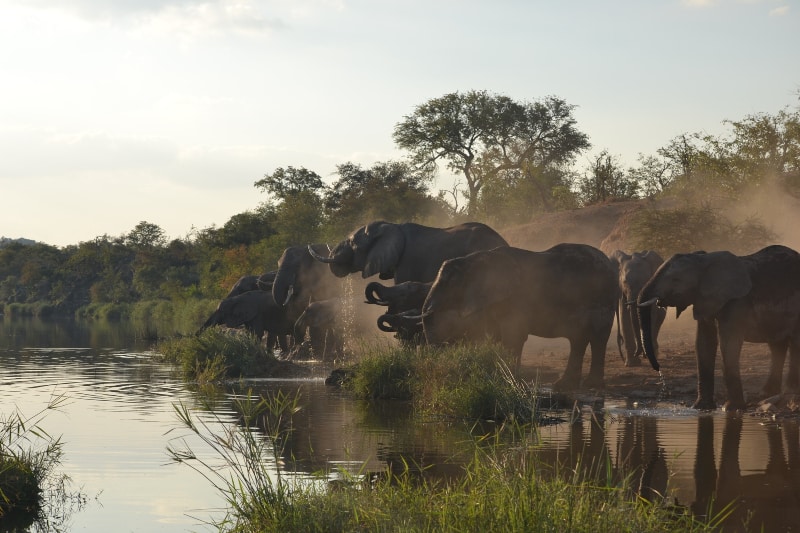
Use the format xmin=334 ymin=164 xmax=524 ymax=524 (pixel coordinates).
xmin=552 ymin=375 xmax=580 ymax=392
xmin=691 ymin=397 xmax=717 ymax=410
xmin=581 ymin=375 xmax=605 ymax=390
xmin=624 ymin=357 xmax=642 ymax=368
xmin=722 ymin=399 xmax=747 ymax=412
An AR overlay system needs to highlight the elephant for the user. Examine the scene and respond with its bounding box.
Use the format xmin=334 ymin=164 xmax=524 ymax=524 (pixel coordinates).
xmin=609 ymin=250 xmax=665 ymax=367
xmin=638 ymin=244 xmax=800 ymax=410
xmin=420 ymin=243 xmax=618 ymax=390
xmin=364 ymin=280 xmax=432 ymax=314
xmin=224 ymin=271 xmax=277 ymax=298
xmin=272 ymin=244 xmax=343 ymax=328
xmin=199 ymin=290 xmax=294 ymax=354
xmin=308 ymin=221 xmax=508 ymax=284
xmin=291 ymin=298 xmax=345 ymax=361
xmin=377 ymin=308 xmax=426 ymax=345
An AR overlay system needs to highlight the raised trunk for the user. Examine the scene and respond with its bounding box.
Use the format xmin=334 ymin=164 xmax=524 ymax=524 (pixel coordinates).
xmin=638 ymin=303 xmax=661 ymax=371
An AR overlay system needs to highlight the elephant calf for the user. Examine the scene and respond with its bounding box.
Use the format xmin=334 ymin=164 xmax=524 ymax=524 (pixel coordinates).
xmin=421 ymin=243 xmax=618 ymax=390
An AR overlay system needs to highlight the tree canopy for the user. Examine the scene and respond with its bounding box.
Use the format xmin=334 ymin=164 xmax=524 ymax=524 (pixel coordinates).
xmin=393 ymin=90 xmax=591 ymax=215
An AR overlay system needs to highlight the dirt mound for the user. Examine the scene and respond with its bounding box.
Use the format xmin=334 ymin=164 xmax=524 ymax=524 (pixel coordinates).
xmin=500 ymin=200 xmax=649 ymax=253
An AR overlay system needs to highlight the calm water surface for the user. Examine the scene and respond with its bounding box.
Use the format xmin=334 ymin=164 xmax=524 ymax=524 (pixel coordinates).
xmin=1 ymin=318 xmax=798 ymax=532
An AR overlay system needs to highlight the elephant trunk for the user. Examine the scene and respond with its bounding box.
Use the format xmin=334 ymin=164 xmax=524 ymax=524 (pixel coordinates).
xmin=364 ymin=282 xmax=388 ymax=305
xmin=637 ymin=298 xmax=660 ymax=371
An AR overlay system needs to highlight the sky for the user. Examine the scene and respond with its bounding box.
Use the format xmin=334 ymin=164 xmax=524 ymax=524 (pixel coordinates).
xmin=1 ymin=0 xmax=798 ymax=248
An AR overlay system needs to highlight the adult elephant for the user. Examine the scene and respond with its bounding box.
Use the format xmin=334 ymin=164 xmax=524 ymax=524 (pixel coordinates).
xmin=308 ymin=221 xmax=508 ymax=283
xmin=199 ymin=290 xmax=293 ymax=353
xmin=638 ymin=244 xmax=800 ymax=410
xmin=421 ymin=243 xmax=618 ymax=390
xmin=609 ymin=250 xmax=665 ymax=367
xmin=272 ymin=244 xmax=342 ymax=326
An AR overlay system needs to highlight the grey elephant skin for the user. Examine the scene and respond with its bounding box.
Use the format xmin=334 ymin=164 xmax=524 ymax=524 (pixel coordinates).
xmin=199 ymin=290 xmax=293 ymax=353
xmin=224 ymin=271 xmax=276 ymax=298
xmin=609 ymin=250 xmax=665 ymax=367
xmin=421 ymin=243 xmax=618 ymax=390
xmin=365 ymin=280 xmax=432 ymax=344
xmin=638 ymin=244 xmax=800 ymax=410
xmin=310 ymin=221 xmax=509 ymax=283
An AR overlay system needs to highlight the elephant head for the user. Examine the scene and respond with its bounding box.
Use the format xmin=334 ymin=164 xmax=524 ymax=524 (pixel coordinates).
xmin=637 ymin=251 xmax=751 ymax=371
xmin=200 ymin=290 xmax=277 ymax=339
xmin=272 ymin=244 xmax=339 ymax=322
xmin=310 ymin=221 xmax=404 ymax=280
xmin=610 ymin=250 xmax=664 ymax=366
xmin=377 ymin=309 xmax=425 ymax=344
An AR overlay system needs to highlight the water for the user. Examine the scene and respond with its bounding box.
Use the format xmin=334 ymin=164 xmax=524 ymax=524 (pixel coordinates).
xmin=1 ymin=318 xmax=799 ymax=532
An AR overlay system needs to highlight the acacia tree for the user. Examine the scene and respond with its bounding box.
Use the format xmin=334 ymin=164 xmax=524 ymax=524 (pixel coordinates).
xmin=393 ymin=90 xmax=590 ymax=215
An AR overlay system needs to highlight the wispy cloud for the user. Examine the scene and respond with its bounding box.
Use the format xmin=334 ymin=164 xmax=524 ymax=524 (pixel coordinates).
xmin=769 ymin=5 xmax=790 ymax=16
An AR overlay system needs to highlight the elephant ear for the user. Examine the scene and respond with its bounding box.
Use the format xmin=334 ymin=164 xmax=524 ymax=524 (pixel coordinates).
xmin=363 ymin=222 xmax=404 ymax=279
xmin=694 ymin=252 xmax=752 ymax=319
xmin=460 ymin=250 xmax=516 ymax=317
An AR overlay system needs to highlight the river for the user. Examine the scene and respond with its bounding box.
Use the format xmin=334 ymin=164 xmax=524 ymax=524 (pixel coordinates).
xmin=1 ymin=317 xmax=798 ymax=532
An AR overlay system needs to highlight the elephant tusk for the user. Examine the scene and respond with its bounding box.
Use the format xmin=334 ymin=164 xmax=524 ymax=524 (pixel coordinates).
xmin=638 ymin=297 xmax=658 ymax=308
xmin=308 ymin=244 xmax=336 ymax=263
xmin=282 ymin=285 xmax=294 ymax=306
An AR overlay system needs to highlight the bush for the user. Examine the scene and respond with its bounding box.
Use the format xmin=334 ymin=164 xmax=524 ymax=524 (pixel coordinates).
xmin=157 ymin=327 xmax=280 ymax=382
xmin=343 ymin=343 xmax=539 ymax=423
xmin=629 ymin=205 xmax=775 ymax=257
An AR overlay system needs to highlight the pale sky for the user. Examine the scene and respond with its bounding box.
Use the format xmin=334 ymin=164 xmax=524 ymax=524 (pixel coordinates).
xmin=1 ymin=0 xmax=797 ymax=247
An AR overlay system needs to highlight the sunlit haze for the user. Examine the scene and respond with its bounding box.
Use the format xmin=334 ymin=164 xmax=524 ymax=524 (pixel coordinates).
xmin=1 ymin=0 xmax=797 ymax=247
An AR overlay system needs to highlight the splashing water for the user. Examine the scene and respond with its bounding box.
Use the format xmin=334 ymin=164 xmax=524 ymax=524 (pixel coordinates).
xmin=656 ymin=370 xmax=671 ymax=401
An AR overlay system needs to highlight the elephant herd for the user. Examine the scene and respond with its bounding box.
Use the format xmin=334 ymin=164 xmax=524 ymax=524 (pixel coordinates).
xmin=200 ymin=219 xmax=800 ymax=411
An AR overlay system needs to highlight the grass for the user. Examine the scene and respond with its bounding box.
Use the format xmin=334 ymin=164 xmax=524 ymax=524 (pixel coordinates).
xmin=169 ymin=384 xmax=724 ymax=533
xmin=0 ymin=395 xmax=68 ymax=524
xmin=157 ymin=326 xmax=281 ymax=383
xmin=343 ymin=342 xmax=541 ymax=424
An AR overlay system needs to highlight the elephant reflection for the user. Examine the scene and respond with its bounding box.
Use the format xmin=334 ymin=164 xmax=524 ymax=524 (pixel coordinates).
xmin=691 ymin=414 xmax=800 ymax=531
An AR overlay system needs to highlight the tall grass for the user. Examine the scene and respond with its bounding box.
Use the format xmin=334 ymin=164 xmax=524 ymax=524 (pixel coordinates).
xmin=169 ymin=387 xmax=721 ymax=533
xmin=0 ymin=395 xmax=67 ymax=522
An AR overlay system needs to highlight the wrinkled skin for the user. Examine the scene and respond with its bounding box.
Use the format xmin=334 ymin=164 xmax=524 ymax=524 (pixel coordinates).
xmin=318 ymin=221 xmax=508 ymax=283
xmin=199 ymin=290 xmax=294 ymax=353
xmin=292 ymin=298 xmax=344 ymax=361
xmin=422 ymin=243 xmax=617 ymax=390
xmin=609 ymin=250 xmax=665 ymax=366
xmin=272 ymin=244 xmax=342 ymax=331
xmin=638 ymin=245 xmax=800 ymax=410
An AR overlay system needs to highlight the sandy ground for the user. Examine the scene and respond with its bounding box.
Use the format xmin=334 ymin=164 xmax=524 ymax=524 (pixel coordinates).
xmin=517 ymin=312 xmax=800 ymax=414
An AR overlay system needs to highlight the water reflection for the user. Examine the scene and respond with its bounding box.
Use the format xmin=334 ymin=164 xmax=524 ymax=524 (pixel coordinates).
xmin=2 ymin=317 xmax=800 ymax=532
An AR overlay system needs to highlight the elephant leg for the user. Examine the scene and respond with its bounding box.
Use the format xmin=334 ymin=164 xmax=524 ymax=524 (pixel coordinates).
xmin=583 ymin=335 xmax=607 ymax=389
xmin=553 ymin=337 xmax=589 ymax=391
xmin=717 ymin=321 xmax=746 ymax=411
xmin=621 ymin=302 xmax=640 ymax=366
xmin=763 ymin=339 xmax=788 ymax=396
xmin=786 ymin=336 xmax=800 ymax=392
xmin=693 ymin=319 xmax=719 ymax=410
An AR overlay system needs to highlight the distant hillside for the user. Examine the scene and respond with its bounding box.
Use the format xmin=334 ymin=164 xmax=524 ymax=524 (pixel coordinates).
xmin=0 ymin=236 xmax=38 ymax=248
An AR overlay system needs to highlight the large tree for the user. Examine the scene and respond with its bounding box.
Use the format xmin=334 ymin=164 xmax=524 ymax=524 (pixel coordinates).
xmin=393 ymin=90 xmax=591 ymax=215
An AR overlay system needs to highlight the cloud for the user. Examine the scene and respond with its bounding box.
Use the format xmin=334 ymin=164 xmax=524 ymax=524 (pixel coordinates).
xmin=769 ymin=5 xmax=790 ymax=16
xmin=681 ymin=0 xmax=719 ymax=7
xmin=14 ymin=0 xmax=289 ymax=37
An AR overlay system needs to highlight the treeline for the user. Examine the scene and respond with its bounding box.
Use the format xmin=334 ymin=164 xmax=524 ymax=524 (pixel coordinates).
xmin=1 ymin=91 xmax=798 ymax=322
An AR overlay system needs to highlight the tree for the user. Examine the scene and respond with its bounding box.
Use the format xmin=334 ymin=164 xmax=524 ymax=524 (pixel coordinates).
xmin=323 ymin=161 xmax=445 ymax=234
xmin=125 ymin=221 xmax=166 ymax=249
xmin=393 ymin=90 xmax=590 ymax=215
xmin=576 ymin=150 xmax=639 ymax=205
xmin=254 ymin=166 xmax=326 ymax=202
